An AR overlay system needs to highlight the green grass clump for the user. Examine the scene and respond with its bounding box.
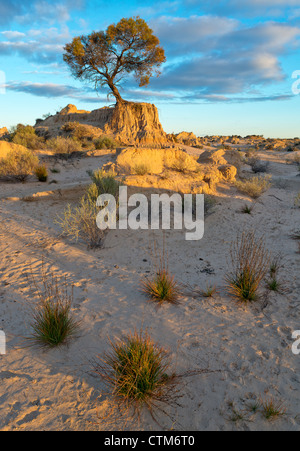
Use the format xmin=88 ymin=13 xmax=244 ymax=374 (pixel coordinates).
xmin=95 ymin=330 xmax=175 ymax=411
xmin=142 ymin=269 xmax=180 ymax=304
xmin=225 ymin=231 xmax=270 ymax=302
xmin=28 ymin=271 xmax=79 ymax=348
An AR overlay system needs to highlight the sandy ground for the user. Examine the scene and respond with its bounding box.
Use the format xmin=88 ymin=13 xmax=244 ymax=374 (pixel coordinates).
xmin=0 ymin=147 xmax=299 ymax=431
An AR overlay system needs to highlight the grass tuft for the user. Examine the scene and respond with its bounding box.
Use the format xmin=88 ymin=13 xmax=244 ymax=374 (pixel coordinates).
xmin=225 ymin=231 xmax=270 ymax=302
xmin=27 ymin=268 xmax=79 ymax=348
xmin=94 ymin=330 xmax=177 ymax=414
xmin=260 ymin=397 xmax=286 ymax=421
xmin=142 ymin=269 xmax=180 ymax=304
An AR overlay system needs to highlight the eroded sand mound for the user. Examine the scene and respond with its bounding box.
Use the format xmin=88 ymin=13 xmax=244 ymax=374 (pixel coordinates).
xmin=35 ymin=102 xmax=168 ymax=146
xmin=107 ymin=147 xmax=238 ymax=194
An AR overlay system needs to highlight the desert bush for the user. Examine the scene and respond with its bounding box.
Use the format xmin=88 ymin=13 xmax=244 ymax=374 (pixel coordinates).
xmin=35 ymin=165 xmax=48 ymax=182
xmin=10 ymin=124 xmax=45 ymax=150
xmin=247 ymin=156 xmax=269 ymax=173
xmin=235 ymin=175 xmax=272 ymax=198
xmin=0 ymin=148 xmax=39 ymax=182
xmin=46 ymin=136 xmax=82 ymax=155
xmin=225 ymin=231 xmax=270 ymax=302
xmin=27 ymin=268 xmax=79 ymax=348
xmin=94 ymin=330 xmax=176 ymax=412
xmin=94 ymin=136 xmax=117 ymax=150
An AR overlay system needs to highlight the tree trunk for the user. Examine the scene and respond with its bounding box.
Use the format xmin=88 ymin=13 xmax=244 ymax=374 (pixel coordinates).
xmin=108 ymin=80 xmax=125 ymax=104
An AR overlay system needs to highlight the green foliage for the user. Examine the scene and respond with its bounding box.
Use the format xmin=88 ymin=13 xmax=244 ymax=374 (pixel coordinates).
xmin=10 ymin=124 xmax=45 ymax=150
xmin=63 ymin=16 xmax=166 ymax=103
xmin=0 ymin=148 xmax=39 ymax=182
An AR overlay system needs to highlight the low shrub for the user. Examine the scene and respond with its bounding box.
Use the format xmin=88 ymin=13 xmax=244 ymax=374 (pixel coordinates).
xmin=94 ymin=136 xmax=117 ymax=150
xmin=46 ymin=137 xmax=82 ymax=155
xmin=35 ymin=165 xmax=48 ymax=182
xmin=0 ymin=148 xmax=39 ymax=182
xmin=235 ymin=175 xmax=272 ymax=198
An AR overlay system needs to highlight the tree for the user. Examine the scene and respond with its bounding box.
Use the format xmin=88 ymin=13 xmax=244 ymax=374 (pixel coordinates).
xmin=63 ymin=17 xmax=166 ymax=104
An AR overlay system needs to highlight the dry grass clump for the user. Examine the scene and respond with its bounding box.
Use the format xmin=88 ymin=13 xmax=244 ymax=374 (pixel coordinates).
xmin=0 ymin=148 xmax=39 ymax=182
xmin=295 ymin=193 xmax=300 ymax=208
xmin=94 ymin=330 xmax=177 ymax=414
xmin=57 ymin=169 xmax=120 ymax=248
xmin=225 ymin=231 xmax=270 ymax=302
xmin=235 ymin=174 xmax=272 ymax=198
xmin=134 ymin=163 xmax=150 ymax=176
xmin=27 ymin=268 xmax=79 ymax=348
xmin=57 ymin=196 xmax=104 ymax=248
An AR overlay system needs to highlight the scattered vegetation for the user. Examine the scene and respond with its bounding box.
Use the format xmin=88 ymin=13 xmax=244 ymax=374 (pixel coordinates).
xmin=225 ymin=231 xmax=270 ymax=302
xmin=0 ymin=148 xmax=39 ymax=182
xmin=94 ymin=330 xmax=177 ymax=414
xmin=235 ymin=175 xmax=272 ymax=199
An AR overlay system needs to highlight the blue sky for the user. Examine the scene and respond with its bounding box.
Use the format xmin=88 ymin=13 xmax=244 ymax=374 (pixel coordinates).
xmin=0 ymin=0 xmax=300 ymax=137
